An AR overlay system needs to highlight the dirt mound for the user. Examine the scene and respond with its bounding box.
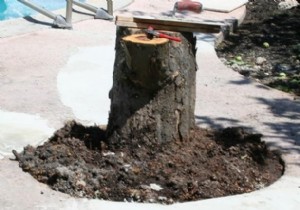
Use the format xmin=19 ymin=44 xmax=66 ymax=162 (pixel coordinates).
xmin=13 ymin=121 xmax=283 ymax=204
xmin=216 ymin=0 xmax=300 ymax=96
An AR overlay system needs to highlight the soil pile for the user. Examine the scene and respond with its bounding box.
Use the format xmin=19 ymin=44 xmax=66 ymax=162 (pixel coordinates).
xmin=13 ymin=121 xmax=283 ymax=204
xmin=217 ymin=0 xmax=300 ymax=96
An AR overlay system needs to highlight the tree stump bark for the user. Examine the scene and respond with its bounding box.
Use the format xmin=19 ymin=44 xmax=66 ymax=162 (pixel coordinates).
xmin=106 ymin=27 xmax=197 ymax=150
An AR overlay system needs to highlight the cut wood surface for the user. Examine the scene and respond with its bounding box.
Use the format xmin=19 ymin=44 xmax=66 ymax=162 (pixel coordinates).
xmin=122 ymin=34 xmax=169 ymax=45
xmin=116 ymin=16 xmax=224 ymax=33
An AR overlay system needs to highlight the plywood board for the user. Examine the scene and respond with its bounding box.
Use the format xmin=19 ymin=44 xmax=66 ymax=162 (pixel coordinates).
xmin=201 ymin=0 xmax=248 ymax=12
xmin=116 ymin=0 xmax=246 ymax=28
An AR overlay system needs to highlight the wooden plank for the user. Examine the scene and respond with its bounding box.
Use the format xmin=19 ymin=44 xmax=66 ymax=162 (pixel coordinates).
xmin=116 ymin=21 xmax=221 ymax=33
xmin=117 ymin=16 xmax=224 ymax=28
xmin=204 ymin=5 xmax=245 ymax=13
xmin=116 ymin=16 xmax=224 ymax=33
xmin=201 ymin=0 xmax=248 ymax=13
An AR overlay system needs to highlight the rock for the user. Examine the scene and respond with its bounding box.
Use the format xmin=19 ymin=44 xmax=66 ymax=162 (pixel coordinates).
xmin=56 ymin=166 xmax=74 ymax=179
xmin=231 ymin=63 xmax=240 ymax=69
xmin=239 ymin=67 xmax=256 ymax=77
xmin=149 ymin=183 xmax=163 ymax=191
xmin=278 ymin=0 xmax=299 ymax=10
xmin=158 ymin=196 xmax=168 ymax=201
xmin=293 ymin=44 xmax=300 ymax=53
xmin=102 ymin=151 xmax=115 ymax=156
xmin=256 ymin=57 xmax=267 ymax=65
xmin=239 ymin=69 xmax=250 ymax=76
xmin=254 ymin=65 xmax=261 ymax=70
xmin=239 ymin=66 xmax=249 ymax=71
xmin=219 ymin=58 xmax=227 ymax=63
xmin=76 ymin=180 xmax=86 ymax=187
xmin=275 ymin=63 xmax=293 ymax=72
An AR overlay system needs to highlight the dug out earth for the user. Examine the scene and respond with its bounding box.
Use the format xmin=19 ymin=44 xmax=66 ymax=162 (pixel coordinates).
xmin=13 ymin=121 xmax=283 ymax=204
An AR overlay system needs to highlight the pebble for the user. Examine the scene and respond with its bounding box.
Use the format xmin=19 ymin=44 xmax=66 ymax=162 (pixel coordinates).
xmin=158 ymin=196 xmax=168 ymax=201
xmin=239 ymin=68 xmax=257 ymax=77
xmin=254 ymin=65 xmax=261 ymax=70
xmin=278 ymin=0 xmax=299 ymax=10
xmin=231 ymin=64 xmax=239 ymax=69
xmin=256 ymin=57 xmax=267 ymax=65
xmin=149 ymin=183 xmax=163 ymax=191
xmin=102 ymin=151 xmax=115 ymax=156
xmin=239 ymin=66 xmax=250 ymax=71
xmin=76 ymin=180 xmax=86 ymax=187
xmin=275 ymin=63 xmax=293 ymax=72
xmin=293 ymin=44 xmax=300 ymax=53
xmin=219 ymin=58 xmax=227 ymax=63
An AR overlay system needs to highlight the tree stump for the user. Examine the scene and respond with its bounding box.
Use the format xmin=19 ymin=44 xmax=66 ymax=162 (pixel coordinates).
xmin=106 ymin=27 xmax=197 ymax=150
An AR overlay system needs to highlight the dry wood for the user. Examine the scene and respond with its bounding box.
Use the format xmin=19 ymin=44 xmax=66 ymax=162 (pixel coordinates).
xmin=116 ymin=16 xmax=224 ymax=33
xmin=117 ymin=16 xmax=223 ymax=28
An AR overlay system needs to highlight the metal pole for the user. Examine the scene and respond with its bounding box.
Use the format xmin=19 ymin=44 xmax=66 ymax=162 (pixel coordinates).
xmin=73 ymin=0 xmax=97 ymax=13
xmin=65 ymin=0 xmax=73 ymax=24
xmin=17 ymin=0 xmax=56 ymax=20
xmin=107 ymin=0 xmax=113 ymax=15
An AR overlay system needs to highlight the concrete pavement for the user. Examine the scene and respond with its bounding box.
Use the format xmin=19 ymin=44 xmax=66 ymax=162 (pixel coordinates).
xmin=0 ymin=0 xmax=299 ymax=209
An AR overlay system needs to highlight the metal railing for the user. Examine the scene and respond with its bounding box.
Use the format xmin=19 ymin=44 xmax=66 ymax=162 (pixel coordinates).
xmin=73 ymin=0 xmax=113 ymax=20
xmin=17 ymin=0 xmax=113 ymax=29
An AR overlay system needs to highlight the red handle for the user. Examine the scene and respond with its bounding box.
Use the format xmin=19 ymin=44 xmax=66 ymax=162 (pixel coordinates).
xmin=158 ymin=33 xmax=182 ymax=42
xmin=176 ymin=1 xmax=202 ymax=13
xmin=147 ymin=26 xmax=182 ymax=42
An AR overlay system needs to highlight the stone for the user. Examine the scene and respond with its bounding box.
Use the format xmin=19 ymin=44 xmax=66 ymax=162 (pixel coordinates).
xmin=149 ymin=183 xmax=163 ymax=191
xmin=219 ymin=58 xmax=227 ymax=63
xmin=231 ymin=63 xmax=240 ymax=69
xmin=293 ymin=44 xmax=300 ymax=53
xmin=278 ymin=0 xmax=299 ymax=10
xmin=254 ymin=65 xmax=261 ymax=70
xmin=256 ymin=57 xmax=267 ymax=65
xmin=275 ymin=63 xmax=293 ymax=72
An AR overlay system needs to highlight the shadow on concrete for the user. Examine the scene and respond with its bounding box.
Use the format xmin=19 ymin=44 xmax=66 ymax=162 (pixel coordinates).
xmin=22 ymin=8 xmax=94 ymax=27
xmin=195 ymin=115 xmax=235 ymax=129
xmin=23 ymin=16 xmax=52 ymax=27
xmin=254 ymin=97 xmax=300 ymax=146
xmin=195 ymin=115 xmax=252 ymax=130
xmin=228 ymin=78 xmax=278 ymax=90
xmin=229 ymin=78 xmax=252 ymax=85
